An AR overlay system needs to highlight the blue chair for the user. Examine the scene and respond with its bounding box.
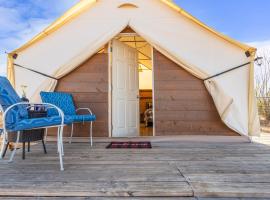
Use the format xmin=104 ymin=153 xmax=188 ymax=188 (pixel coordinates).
xmin=0 ymin=76 xmax=72 ymax=171
xmin=40 ymin=92 xmax=96 ymax=146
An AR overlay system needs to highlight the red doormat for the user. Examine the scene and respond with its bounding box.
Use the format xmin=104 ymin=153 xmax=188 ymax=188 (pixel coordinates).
xmin=106 ymin=141 xmax=152 ymax=149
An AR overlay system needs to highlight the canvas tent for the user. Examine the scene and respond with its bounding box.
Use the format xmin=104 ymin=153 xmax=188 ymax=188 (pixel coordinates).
xmin=7 ymin=0 xmax=260 ymax=136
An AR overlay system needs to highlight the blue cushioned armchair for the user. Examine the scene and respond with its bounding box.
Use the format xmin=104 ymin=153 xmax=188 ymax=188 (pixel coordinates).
xmin=0 ymin=76 xmax=71 ymax=171
xmin=40 ymin=92 xmax=96 ymax=146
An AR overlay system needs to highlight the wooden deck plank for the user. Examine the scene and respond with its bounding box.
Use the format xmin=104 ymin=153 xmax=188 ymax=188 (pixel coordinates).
xmin=4 ymin=198 xmax=195 ymax=200
xmin=3 ymin=198 xmax=268 ymax=200
xmin=0 ymin=181 xmax=192 ymax=197
xmin=193 ymin=182 xmax=270 ymax=198
xmin=187 ymin=173 xmax=270 ymax=183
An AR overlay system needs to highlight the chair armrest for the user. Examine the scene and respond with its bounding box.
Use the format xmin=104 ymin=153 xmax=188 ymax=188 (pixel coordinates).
xmin=2 ymin=102 xmax=65 ymax=132
xmin=76 ymin=108 xmax=93 ymax=115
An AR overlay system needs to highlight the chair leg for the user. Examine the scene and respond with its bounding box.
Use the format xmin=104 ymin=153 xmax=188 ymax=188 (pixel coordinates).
xmin=22 ymin=142 xmax=25 ymax=160
xmin=57 ymin=125 xmax=64 ymax=155
xmin=2 ymin=142 xmax=9 ymax=158
xmin=60 ymin=130 xmax=64 ymax=156
xmin=57 ymin=127 xmax=61 ymax=154
xmin=90 ymin=121 xmax=93 ymax=147
xmin=44 ymin=128 xmax=48 ymax=143
xmin=57 ymin=126 xmax=64 ymax=171
xmin=42 ymin=137 xmax=47 ymax=154
xmin=9 ymin=131 xmax=21 ymax=163
xmin=69 ymin=123 xmax=74 ymax=144
xmin=27 ymin=140 xmax=30 ymax=152
xmin=0 ymin=131 xmax=8 ymax=159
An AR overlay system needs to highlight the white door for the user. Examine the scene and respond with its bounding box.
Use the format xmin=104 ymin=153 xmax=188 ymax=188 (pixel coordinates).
xmin=112 ymin=39 xmax=139 ymax=137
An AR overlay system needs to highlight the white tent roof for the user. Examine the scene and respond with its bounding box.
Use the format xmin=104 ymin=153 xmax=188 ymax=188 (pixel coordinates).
xmin=7 ymin=0 xmax=260 ymax=136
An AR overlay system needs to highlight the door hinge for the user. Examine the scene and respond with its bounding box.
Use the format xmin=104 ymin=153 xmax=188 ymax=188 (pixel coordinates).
xmin=110 ymin=46 xmax=113 ymax=52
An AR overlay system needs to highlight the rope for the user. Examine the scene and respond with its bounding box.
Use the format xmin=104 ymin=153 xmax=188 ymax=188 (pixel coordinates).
xmin=14 ymin=63 xmax=58 ymax=80
xmin=204 ymin=57 xmax=262 ymax=81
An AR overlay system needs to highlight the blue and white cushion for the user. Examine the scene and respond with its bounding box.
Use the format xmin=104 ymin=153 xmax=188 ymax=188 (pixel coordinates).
xmin=0 ymin=76 xmax=28 ymax=126
xmin=40 ymin=92 xmax=96 ymax=123
xmin=0 ymin=76 xmax=71 ymax=132
xmin=40 ymin=92 xmax=76 ymax=116
xmin=7 ymin=116 xmax=73 ymax=132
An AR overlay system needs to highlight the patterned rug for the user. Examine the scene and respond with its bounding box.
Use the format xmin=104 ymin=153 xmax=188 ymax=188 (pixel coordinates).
xmin=106 ymin=141 xmax=152 ymax=149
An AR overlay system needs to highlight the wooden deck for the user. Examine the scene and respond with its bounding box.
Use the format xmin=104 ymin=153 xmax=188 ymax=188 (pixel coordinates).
xmin=1 ymin=136 xmax=270 ymax=199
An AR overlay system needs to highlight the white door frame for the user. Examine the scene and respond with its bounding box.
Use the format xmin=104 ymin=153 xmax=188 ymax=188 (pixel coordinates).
xmin=151 ymin=47 xmax=156 ymax=137
xmin=108 ymin=36 xmax=155 ymax=137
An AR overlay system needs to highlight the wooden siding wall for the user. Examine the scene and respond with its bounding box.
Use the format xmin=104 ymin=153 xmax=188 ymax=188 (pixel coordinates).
xmin=153 ymin=49 xmax=238 ymax=136
xmin=55 ymin=53 xmax=109 ymax=137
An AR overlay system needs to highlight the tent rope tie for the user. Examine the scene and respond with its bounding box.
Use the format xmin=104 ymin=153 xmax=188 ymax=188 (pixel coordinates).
xmin=14 ymin=63 xmax=58 ymax=81
xmin=204 ymin=57 xmax=262 ymax=81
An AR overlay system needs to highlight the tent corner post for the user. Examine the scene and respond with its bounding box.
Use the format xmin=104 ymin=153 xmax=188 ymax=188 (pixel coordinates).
xmin=247 ymin=51 xmax=260 ymax=137
xmin=7 ymin=54 xmax=15 ymax=87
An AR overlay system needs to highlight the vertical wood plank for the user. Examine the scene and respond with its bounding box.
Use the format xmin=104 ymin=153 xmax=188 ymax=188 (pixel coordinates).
xmin=55 ymin=53 xmax=109 ymax=137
